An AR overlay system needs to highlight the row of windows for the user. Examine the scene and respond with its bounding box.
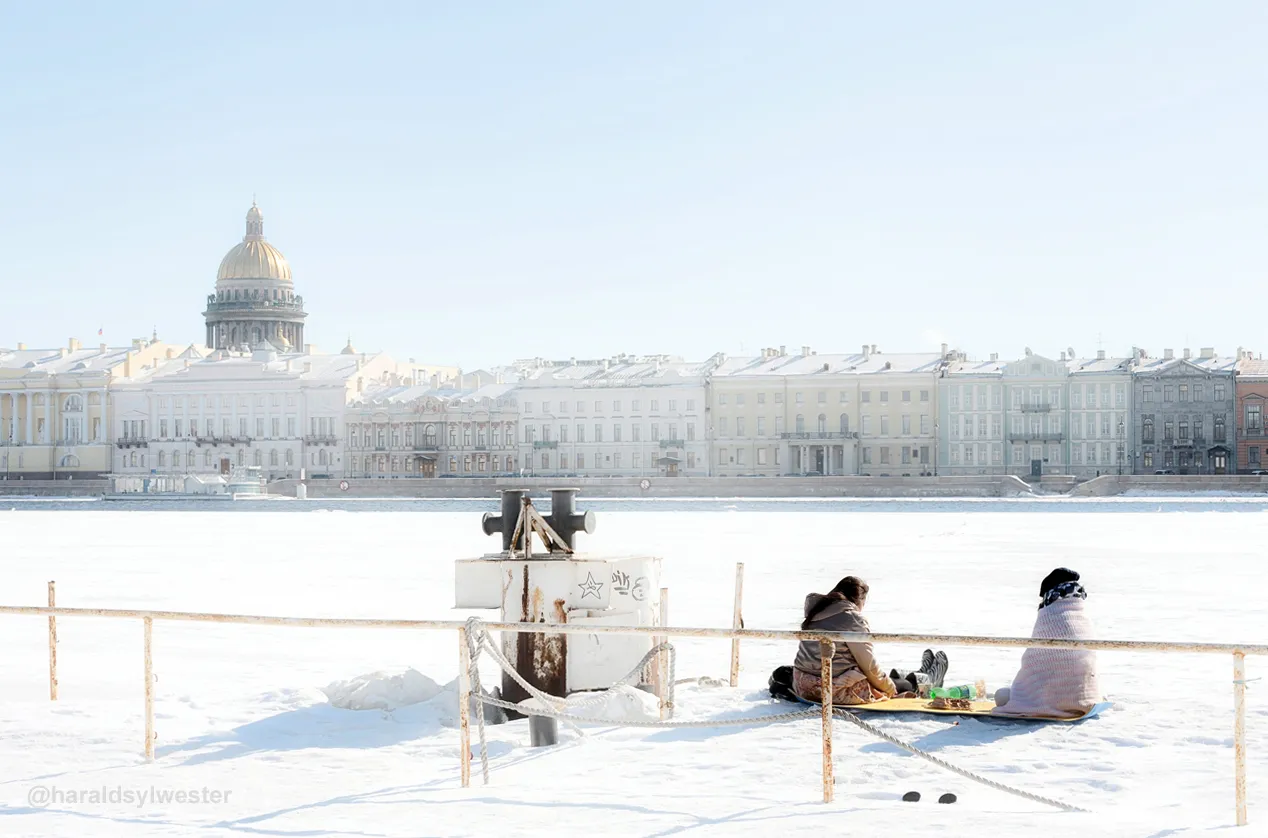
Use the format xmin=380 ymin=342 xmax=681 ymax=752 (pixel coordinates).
xmin=123 ymin=417 xmax=334 ymax=440
xmin=1140 ymin=415 xmax=1227 ymax=443
xmin=119 ymin=448 xmax=330 ymax=469
xmin=523 ymin=399 xmax=693 ymax=415
xmin=526 ymin=422 xmax=696 ymax=444
xmin=718 ymin=390 xmax=932 ymax=407
xmin=351 ymin=424 xmax=514 ymax=448
xmin=154 ymin=394 xmax=298 ymax=410
xmin=1141 ymin=384 xmax=1227 ymax=403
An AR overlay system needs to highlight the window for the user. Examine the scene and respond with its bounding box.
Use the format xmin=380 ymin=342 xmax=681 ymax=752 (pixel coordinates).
xmin=650 ymin=400 xmax=659 ymax=412
xmin=577 ymin=401 xmax=585 ymax=413
xmin=1251 ymin=447 xmax=1262 ymax=466
xmin=880 ymin=447 xmax=891 ymax=464
xmin=1164 ymin=385 xmax=1175 ymax=402
xmin=758 ymin=393 xmax=767 ymax=405
xmin=1179 ymin=420 xmax=1190 ymax=441
xmin=686 ymin=422 xmax=695 ymax=441
xmin=287 ymin=417 xmax=296 ymax=436
xmin=269 ymin=449 xmax=278 ymax=466
xmin=862 ymin=391 xmax=871 ymax=404
xmin=902 ymin=447 xmax=911 ymax=465
xmin=719 ymin=393 xmax=728 ymax=406
xmin=541 ymin=453 xmax=549 ymax=470
xmin=990 ymin=445 xmax=999 ymax=465
xmin=757 ymin=417 xmax=766 ymax=436
xmin=1216 ymin=384 xmax=1227 ymax=402
xmin=651 ymin=423 xmax=660 ymax=441
xmin=630 ymin=400 xmax=640 ymax=412
xmin=817 ymin=392 xmax=827 ymax=405
xmin=757 ymin=448 xmax=768 ymax=466
xmin=631 ymin=424 xmax=640 ymax=442
xmin=613 ymin=400 xmax=622 ymax=412
xmin=239 ymin=418 xmax=248 ymax=437
xmin=1215 ymin=415 xmax=1227 ymax=442
xmin=719 ymin=448 xmax=727 ymax=465
xmin=1143 ymin=417 xmax=1155 ymax=443
xmin=795 ymin=392 xmax=804 ymax=405
xmin=286 ymin=449 xmax=293 ymax=466
xmin=774 ymin=393 xmax=783 ymax=404
xmin=880 ymin=416 xmax=889 ymax=436
xmin=687 ymin=452 xmax=696 ymax=469
xmin=880 ymin=391 xmax=889 ymax=404
xmin=1180 ymin=384 xmax=1189 ymax=402
xmin=160 ymin=419 xmax=168 ymax=438
xmin=1143 ymin=386 xmax=1153 ymax=403
xmin=1165 ymin=450 xmax=1174 ymax=468
xmin=687 ymin=399 xmax=695 ymax=411
xmin=735 ymin=449 xmax=745 ymax=466
xmin=719 ymin=417 xmax=729 ymax=436
xmin=737 ymin=417 xmax=746 ymax=436
xmin=838 ymin=414 xmax=848 ymax=435
xmin=1194 ymin=417 xmax=1204 ymax=441
xmin=594 ymin=401 xmax=603 ymax=413
xmin=1164 ymin=421 xmax=1174 ymax=441
xmin=272 ymin=418 xmax=280 ymax=438
xmin=594 ymin=424 xmax=603 ymax=443
xmin=1144 ymin=451 xmax=1154 ymax=469
xmin=524 ymin=403 xmax=533 ymax=414
xmin=861 ymin=415 xmax=870 ymax=435
xmin=560 ymin=425 xmax=569 ymax=443
xmin=577 ymin=453 xmax=585 ymax=469
xmin=613 ymin=453 xmax=621 ymax=469
xmin=902 ymin=415 xmax=912 ymax=435
xmin=862 ymin=448 xmax=872 ymax=465
xmin=576 ymin=424 xmax=585 ymax=443
xmin=1249 ymin=404 xmax=1263 ymax=432
xmin=613 ymin=424 xmax=622 ymax=442
xmin=1194 ymin=384 xmax=1204 ymax=402
xmin=990 ymin=416 xmax=1000 ymax=438
xmin=817 ymin=414 xmax=826 ymax=433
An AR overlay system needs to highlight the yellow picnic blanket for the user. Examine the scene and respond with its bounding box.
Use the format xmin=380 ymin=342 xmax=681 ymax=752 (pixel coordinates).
xmin=844 ymin=696 xmax=1103 ymax=722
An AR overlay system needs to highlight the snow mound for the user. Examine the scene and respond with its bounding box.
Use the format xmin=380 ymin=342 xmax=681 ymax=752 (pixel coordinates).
xmin=322 ymin=669 xmax=444 ymax=711
xmin=520 ymin=685 xmax=660 ymax=723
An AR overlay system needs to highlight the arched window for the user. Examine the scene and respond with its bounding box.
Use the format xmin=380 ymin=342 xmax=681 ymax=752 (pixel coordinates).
xmin=204 ymin=450 xmax=212 ymax=467
xmin=269 ymin=449 xmax=278 ymax=466
xmin=237 ymin=449 xmax=245 ymax=466
xmin=172 ymin=451 xmax=181 ymax=468
xmin=253 ymin=449 xmax=262 ymax=466
xmin=839 ymin=414 xmax=850 ymax=434
xmin=63 ymin=395 xmax=83 ymax=412
xmin=319 ymin=449 xmax=329 ymax=466
xmin=158 ymin=451 xmax=167 ymax=467
xmin=795 ymin=415 xmax=805 ymax=433
xmin=285 ymin=449 xmax=293 ymax=466
xmin=817 ymin=414 xmax=827 ymax=433
xmin=130 ymin=452 xmax=137 ymax=467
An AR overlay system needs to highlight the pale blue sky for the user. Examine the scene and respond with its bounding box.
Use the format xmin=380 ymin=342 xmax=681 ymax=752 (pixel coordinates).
xmin=2 ymin=2 xmax=1267 ymax=368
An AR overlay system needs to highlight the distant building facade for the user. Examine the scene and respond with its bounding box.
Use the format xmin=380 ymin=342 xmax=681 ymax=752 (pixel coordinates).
xmin=1067 ymin=352 xmax=1133 ymax=478
xmin=1234 ymin=352 xmax=1268 ymax=473
xmin=1000 ymin=350 xmax=1070 ymax=477
xmin=937 ymin=353 xmax=1006 ymax=475
xmin=345 ymin=383 xmax=519 ymax=478
xmin=1131 ymin=348 xmax=1236 ymax=475
xmin=513 ymin=356 xmax=713 ymax=477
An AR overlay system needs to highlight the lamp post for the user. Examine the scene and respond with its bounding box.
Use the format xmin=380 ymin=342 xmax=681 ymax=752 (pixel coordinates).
xmin=1118 ymin=421 xmax=1125 ymax=475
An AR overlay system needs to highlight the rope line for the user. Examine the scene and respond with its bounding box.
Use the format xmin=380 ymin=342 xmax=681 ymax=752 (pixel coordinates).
xmin=461 ymin=617 xmax=1085 ymax=813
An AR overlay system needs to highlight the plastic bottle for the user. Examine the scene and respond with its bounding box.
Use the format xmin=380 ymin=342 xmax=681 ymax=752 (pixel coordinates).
xmin=930 ymin=685 xmax=975 ymax=700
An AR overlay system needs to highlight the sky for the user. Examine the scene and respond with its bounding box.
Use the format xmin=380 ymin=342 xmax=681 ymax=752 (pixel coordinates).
xmin=2 ymin=1 xmax=1267 ymax=369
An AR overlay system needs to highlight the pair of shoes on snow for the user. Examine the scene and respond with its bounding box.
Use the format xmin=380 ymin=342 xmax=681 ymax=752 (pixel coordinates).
xmin=902 ymin=791 xmax=957 ymax=804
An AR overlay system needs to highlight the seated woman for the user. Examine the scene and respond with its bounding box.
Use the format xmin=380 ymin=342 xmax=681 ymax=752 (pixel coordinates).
xmin=792 ymin=575 xmax=948 ymax=705
xmin=992 ymin=567 xmax=1100 ymax=719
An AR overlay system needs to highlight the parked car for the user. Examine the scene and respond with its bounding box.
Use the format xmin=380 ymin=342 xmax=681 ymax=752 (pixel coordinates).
xmin=1154 ymin=469 xmax=1176 ymax=475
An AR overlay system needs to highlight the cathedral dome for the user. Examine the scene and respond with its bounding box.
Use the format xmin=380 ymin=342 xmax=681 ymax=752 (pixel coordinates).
xmin=216 ymin=202 xmax=292 ymax=283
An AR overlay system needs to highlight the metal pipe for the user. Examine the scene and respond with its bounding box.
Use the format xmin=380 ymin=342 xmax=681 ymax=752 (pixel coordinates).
xmin=3 ymin=605 xmax=1266 ymax=656
xmin=659 ymin=587 xmax=670 ymax=719
xmin=143 ymin=616 xmax=154 ymax=762
xmin=730 ymin=563 xmax=744 ymax=688
xmin=820 ymin=638 xmax=834 ymax=803
xmin=1235 ymin=650 xmax=1247 ymax=826
xmin=47 ymin=582 xmax=57 ymax=701
xmin=458 ymin=627 xmax=471 ymax=789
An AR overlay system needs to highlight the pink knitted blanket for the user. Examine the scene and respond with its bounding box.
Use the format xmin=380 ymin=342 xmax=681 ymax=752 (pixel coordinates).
xmin=992 ymin=597 xmax=1101 ymax=720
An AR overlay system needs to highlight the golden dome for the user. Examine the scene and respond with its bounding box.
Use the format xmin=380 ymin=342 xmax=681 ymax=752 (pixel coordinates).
xmin=216 ymin=203 xmax=292 ymax=283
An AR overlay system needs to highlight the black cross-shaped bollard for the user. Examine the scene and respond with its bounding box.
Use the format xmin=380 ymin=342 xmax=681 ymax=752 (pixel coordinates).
xmin=542 ymin=488 xmax=595 ymax=552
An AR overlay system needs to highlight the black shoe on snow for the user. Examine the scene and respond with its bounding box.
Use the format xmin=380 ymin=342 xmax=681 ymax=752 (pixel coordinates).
xmin=930 ymin=652 xmax=949 ymax=688
xmin=938 ymin=793 xmax=957 ymax=804
xmin=903 ymin=791 xmax=921 ymax=802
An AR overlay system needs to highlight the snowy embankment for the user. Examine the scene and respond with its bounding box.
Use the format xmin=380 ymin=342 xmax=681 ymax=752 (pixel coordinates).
xmin=0 ymin=507 xmax=1265 ymax=836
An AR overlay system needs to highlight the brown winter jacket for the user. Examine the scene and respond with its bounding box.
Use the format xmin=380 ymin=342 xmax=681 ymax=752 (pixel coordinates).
xmin=793 ymin=593 xmax=896 ymax=697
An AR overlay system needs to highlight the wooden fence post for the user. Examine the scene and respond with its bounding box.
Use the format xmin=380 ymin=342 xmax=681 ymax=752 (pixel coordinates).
xmin=730 ymin=563 xmax=744 ymax=687
xmin=48 ymin=582 xmax=58 ymax=701
xmin=820 ymin=638 xmax=835 ymax=803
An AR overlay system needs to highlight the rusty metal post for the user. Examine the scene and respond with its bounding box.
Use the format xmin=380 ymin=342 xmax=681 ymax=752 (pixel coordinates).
xmin=820 ymin=638 xmax=834 ymax=803
xmin=657 ymin=587 xmax=670 ymax=719
xmin=1235 ymin=650 xmax=1247 ymax=826
xmin=730 ymin=563 xmax=744 ymax=687
xmin=143 ymin=617 xmax=154 ymax=762
xmin=458 ymin=627 xmax=471 ymax=788
xmin=47 ymin=581 xmax=58 ymax=701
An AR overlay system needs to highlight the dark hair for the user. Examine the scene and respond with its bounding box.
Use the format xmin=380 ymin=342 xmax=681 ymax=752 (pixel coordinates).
xmin=802 ymin=576 xmax=869 ymax=629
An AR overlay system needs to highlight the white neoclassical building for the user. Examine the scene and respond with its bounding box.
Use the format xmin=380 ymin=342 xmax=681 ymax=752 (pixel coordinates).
xmin=109 ymin=342 xmax=405 ymax=482
xmin=512 ymin=356 xmax=714 ymax=477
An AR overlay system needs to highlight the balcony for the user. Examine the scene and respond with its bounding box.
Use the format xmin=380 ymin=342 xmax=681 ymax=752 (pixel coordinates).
xmin=780 ymin=432 xmax=859 ymax=440
xmin=413 ymin=439 xmax=439 ymax=451
xmin=193 ymin=436 xmax=251 ymax=446
xmin=116 ymin=438 xmax=150 ymax=449
xmin=304 ymin=435 xmax=338 ymax=446
xmin=658 ymin=439 xmax=686 ymax=448
xmin=532 ymin=440 xmax=558 ymax=449
xmin=1006 ymin=433 xmax=1065 ymax=443
xmin=1020 ymin=403 xmax=1053 ymax=413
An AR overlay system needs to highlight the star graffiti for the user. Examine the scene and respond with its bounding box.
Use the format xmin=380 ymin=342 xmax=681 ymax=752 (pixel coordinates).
xmin=577 ymin=572 xmax=604 ymax=599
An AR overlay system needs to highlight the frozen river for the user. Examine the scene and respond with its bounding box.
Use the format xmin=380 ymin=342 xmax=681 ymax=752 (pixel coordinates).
xmin=0 ymin=500 xmax=1264 ymax=835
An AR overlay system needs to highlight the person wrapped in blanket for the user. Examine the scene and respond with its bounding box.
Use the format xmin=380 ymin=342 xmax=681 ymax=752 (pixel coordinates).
xmin=792 ymin=575 xmax=949 ymax=705
xmin=992 ymin=567 xmax=1100 ymax=719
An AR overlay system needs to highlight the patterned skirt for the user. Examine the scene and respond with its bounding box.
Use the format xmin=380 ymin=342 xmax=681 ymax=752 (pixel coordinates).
xmin=792 ymin=668 xmax=874 ymax=706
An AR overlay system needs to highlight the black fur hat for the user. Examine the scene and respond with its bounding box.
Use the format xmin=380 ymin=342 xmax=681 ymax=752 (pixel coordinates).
xmin=1040 ymin=567 xmax=1080 ymax=599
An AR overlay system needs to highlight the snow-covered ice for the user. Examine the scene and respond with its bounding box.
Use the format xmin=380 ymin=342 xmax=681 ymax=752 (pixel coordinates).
xmin=0 ymin=503 xmax=1265 ymax=836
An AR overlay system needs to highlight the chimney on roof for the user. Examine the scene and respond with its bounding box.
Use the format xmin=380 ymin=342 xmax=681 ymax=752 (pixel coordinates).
xmin=1097 ymin=350 xmax=1106 ymax=361
xmin=871 ymin=344 xmax=877 ymax=354
xmin=1164 ymin=348 xmax=1174 ymax=360
xmin=801 ymin=345 xmax=810 ymax=356
xmin=69 ymin=338 xmax=81 ymax=352
xmin=1183 ymin=348 xmax=1191 ymax=360
xmin=99 ymin=343 xmax=107 ymax=354
xmin=304 ymin=344 xmax=316 ymax=354
xmin=990 ymin=353 xmax=999 ymax=362
xmin=779 ymin=345 xmax=786 ymax=356
xmin=941 ymin=342 xmax=948 ymax=357
xmin=16 ymin=342 xmax=25 ymax=351
xmin=1060 ymin=351 xmax=1067 ymax=362
xmin=165 ymin=348 xmax=175 ymax=360
xmin=124 ymin=352 xmax=132 ymax=377
xmin=862 ymin=344 xmax=870 ymax=361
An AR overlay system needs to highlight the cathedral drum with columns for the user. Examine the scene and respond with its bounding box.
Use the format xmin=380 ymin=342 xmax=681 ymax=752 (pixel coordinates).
xmin=203 ymin=203 xmax=307 ymax=351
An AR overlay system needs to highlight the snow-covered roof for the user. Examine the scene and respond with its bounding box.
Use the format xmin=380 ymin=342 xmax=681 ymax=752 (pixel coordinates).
xmin=711 ymin=352 xmax=944 ymax=378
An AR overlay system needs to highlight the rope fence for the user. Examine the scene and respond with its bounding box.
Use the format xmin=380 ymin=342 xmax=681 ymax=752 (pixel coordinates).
xmin=0 ymin=590 xmax=1257 ymax=826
